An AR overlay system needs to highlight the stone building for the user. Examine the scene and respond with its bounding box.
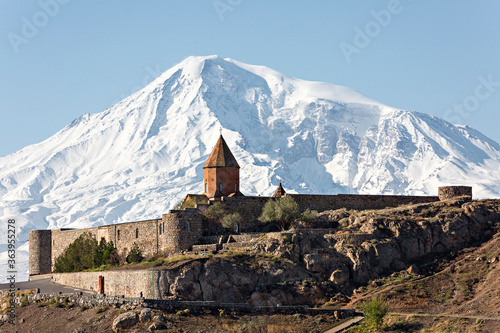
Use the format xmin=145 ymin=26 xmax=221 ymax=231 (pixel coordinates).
xmin=29 ymin=135 xmax=472 ymax=276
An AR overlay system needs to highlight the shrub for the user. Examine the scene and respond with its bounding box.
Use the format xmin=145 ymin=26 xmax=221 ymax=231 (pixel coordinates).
xmin=221 ymin=212 xmax=242 ymax=233
xmin=172 ymin=198 xmax=185 ymax=210
xmin=176 ymin=309 xmax=190 ymax=316
xmin=259 ymin=195 xmax=299 ymax=231
xmin=339 ymin=218 xmax=349 ymax=228
xmin=301 ymin=209 xmax=318 ymax=223
xmin=126 ymin=243 xmax=143 ymax=263
xmin=96 ymin=306 xmax=108 ymax=314
xmin=20 ymin=295 xmax=28 ymax=307
xmin=360 ymin=296 xmax=389 ymax=329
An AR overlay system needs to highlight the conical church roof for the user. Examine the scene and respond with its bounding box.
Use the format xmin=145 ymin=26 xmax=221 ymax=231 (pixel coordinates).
xmin=272 ymin=182 xmax=286 ymax=197
xmin=203 ymin=135 xmax=240 ymax=168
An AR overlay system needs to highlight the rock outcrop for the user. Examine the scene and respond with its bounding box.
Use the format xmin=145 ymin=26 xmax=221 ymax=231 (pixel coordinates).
xmin=155 ymin=198 xmax=500 ymax=306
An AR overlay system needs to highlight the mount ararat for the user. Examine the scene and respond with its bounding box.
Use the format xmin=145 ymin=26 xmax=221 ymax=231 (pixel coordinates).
xmin=1 ymin=55 xmax=500 ymax=282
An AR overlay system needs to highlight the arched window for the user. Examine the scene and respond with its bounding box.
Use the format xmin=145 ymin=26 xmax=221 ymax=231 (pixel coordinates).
xmin=219 ymin=182 xmax=223 ymax=192
xmin=235 ymin=183 xmax=238 ymax=192
xmin=135 ymin=228 xmax=139 ymax=238
xmin=117 ymin=230 xmax=120 ymax=240
xmin=205 ymin=183 xmax=208 ymax=193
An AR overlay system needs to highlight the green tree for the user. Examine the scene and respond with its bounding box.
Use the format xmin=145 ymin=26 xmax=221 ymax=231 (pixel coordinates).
xmin=360 ymin=296 xmax=389 ymax=330
xmin=221 ymin=212 xmax=242 ymax=233
xmin=54 ymin=232 xmax=97 ymax=273
xmin=206 ymin=202 xmax=229 ymax=222
xmin=126 ymin=243 xmax=143 ymax=263
xmin=54 ymin=233 xmax=116 ymax=272
xmin=259 ymin=195 xmax=299 ymax=231
xmin=92 ymin=238 xmax=114 ymax=268
xmin=172 ymin=199 xmax=184 ymax=210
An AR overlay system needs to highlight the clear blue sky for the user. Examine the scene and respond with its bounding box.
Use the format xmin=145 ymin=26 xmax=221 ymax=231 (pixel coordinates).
xmin=1 ymin=0 xmax=500 ymax=157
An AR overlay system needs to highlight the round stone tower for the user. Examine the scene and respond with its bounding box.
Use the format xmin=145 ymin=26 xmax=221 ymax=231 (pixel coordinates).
xmin=438 ymin=186 xmax=472 ymax=201
xmin=29 ymin=230 xmax=52 ymax=276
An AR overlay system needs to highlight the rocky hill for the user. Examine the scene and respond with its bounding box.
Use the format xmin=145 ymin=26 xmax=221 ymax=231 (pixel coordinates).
xmin=143 ymin=197 xmax=500 ymax=309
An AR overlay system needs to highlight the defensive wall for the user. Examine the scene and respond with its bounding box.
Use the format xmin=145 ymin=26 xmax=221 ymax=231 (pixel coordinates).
xmin=6 ymin=290 xmax=356 ymax=318
xmin=438 ymin=186 xmax=472 ymax=200
xmin=29 ymin=186 xmax=472 ymax=276
xmin=29 ymin=209 xmax=203 ymax=276
xmin=289 ymin=193 xmax=440 ymax=212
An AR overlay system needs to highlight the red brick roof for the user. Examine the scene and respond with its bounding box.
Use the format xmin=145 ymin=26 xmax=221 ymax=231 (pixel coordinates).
xmin=203 ymin=135 xmax=240 ymax=168
xmin=272 ymin=182 xmax=286 ymax=197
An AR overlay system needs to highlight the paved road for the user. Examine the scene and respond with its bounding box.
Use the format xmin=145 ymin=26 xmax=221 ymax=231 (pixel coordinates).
xmin=0 ymin=278 xmax=93 ymax=294
xmin=324 ymin=316 xmax=364 ymax=333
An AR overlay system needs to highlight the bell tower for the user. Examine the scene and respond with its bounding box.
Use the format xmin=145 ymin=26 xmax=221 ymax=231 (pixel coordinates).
xmin=203 ymin=134 xmax=241 ymax=198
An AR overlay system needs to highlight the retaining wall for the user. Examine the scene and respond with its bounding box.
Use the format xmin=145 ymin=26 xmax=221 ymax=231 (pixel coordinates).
xmin=51 ymin=270 xmax=155 ymax=298
xmin=7 ymin=291 xmax=356 ymax=318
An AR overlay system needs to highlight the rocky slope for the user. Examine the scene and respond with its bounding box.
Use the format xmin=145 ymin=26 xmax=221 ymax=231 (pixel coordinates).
xmin=153 ymin=198 xmax=500 ymax=307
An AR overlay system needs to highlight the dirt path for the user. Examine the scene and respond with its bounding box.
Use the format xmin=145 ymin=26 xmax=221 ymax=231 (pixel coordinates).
xmin=324 ymin=316 xmax=364 ymax=333
xmin=389 ymin=312 xmax=500 ymax=321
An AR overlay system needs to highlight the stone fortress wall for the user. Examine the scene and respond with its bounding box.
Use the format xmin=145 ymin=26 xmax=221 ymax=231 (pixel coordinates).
xmin=438 ymin=186 xmax=473 ymax=201
xmin=29 ymin=186 xmax=472 ymax=276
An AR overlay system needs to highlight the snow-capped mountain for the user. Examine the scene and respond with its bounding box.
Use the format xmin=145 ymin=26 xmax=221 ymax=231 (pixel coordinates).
xmin=2 ymin=55 xmax=500 ymax=282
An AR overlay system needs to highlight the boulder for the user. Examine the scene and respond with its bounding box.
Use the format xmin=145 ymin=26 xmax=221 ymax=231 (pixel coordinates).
xmin=148 ymin=322 xmax=168 ymax=331
xmin=152 ymin=315 xmax=166 ymax=322
xmin=112 ymin=311 xmax=138 ymax=332
xmin=139 ymin=308 xmax=152 ymax=322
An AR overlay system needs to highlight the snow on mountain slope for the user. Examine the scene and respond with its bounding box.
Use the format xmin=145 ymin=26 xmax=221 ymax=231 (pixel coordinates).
xmin=1 ymin=55 xmax=500 ymax=282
